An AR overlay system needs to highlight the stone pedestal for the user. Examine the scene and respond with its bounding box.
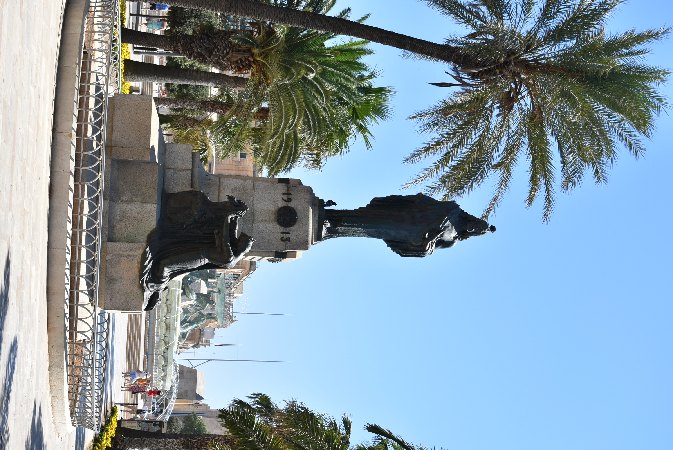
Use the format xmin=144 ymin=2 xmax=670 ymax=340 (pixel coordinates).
xmin=100 ymin=94 xmax=327 ymax=310
xmin=100 ymin=242 xmax=148 ymax=312
xmin=107 ymin=160 xmax=160 ymax=242
xmin=164 ymin=144 xmax=324 ymax=260
xmin=100 ymin=95 xmax=162 ymax=311
xmin=106 ymin=93 xmax=160 ymax=161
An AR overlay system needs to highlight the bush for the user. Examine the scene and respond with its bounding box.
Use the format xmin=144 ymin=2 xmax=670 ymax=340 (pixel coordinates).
xmin=121 ymin=43 xmax=131 ymax=94
xmin=119 ymin=0 xmax=131 ymax=94
xmin=92 ymin=405 xmax=118 ymax=450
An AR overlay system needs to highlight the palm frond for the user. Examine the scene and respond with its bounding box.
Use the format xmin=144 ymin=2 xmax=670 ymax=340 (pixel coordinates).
xmin=219 ymin=403 xmax=285 ymax=450
xmin=425 ymin=0 xmax=490 ymax=28
xmin=525 ymin=107 xmax=555 ymax=220
xmin=365 ymin=424 xmax=419 ymax=450
xmin=406 ymin=0 xmax=668 ymax=221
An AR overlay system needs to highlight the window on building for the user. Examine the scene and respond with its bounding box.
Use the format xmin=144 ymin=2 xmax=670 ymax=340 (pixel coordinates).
xmin=239 ymin=152 xmax=247 ymax=159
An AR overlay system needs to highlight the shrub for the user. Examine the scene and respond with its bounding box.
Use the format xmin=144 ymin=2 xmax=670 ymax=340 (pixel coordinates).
xmin=92 ymin=405 xmax=118 ymax=450
xmin=119 ymin=0 xmax=131 ymax=94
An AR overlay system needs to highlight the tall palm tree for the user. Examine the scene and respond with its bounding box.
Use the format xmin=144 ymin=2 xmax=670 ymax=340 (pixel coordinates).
xmin=123 ymin=1 xmax=392 ymax=175
xmin=158 ymin=0 xmax=669 ymax=220
xmin=405 ymin=0 xmax=669 ymax=220
xmin=163 ymin=0 xmax=469 ymax=62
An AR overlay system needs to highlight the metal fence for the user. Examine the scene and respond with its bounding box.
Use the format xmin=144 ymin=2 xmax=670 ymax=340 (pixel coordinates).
xmin=67 ymin=312 xmax=111 ymax=429
xmin=65 ymin=0 xmax=120 ymax=430
xmin=142 ymin=286 xmax=181 ymax=422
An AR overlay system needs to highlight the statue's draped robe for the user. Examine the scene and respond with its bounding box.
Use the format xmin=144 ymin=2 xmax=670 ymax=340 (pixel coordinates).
xmin=323 ymin=194 xmax=491 ymax=257
xmin=141 ymin=190 xmax=252 ymax=310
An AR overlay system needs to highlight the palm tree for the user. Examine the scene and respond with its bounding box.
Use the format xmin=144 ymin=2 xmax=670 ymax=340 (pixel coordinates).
xmin=158 ymin=0 xmax=669 ymax=220
xmin=163 ymin=0 xmax=468 ymax=62
xmin=219 ymin=393 xmax=353 ymax=450
xmin=218 ymin=393 xmax=427 ymax=450
xmin=212 ymin=25 xmax=391 ymax=174
xmin=122 ymin=27 xmax=255 ymax=73
xmin=123 ymin=1 xmax=392 ymax=175
xmin=405 ymin=0 xmax=669 ymax=220
xmin=155 ymin=96 xmax=270 ymax=119
xmin=360 ymin=424 xmax=428 ymax=450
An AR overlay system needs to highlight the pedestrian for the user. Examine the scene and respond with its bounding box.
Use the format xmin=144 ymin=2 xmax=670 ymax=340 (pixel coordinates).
xmin=123 ymin=370 xmax=150 ymax=383
xmin=147 ymin=388 xmax=162 ymax=397
xmin=129 ymin=377 xmax=151 ymax=387
xmin=122 ymin=384 xmax=148 ymax=394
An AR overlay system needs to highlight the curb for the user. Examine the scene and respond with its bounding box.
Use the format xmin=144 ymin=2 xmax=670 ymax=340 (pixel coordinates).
xmin=47 ymin=0 xmax=90 ymax=434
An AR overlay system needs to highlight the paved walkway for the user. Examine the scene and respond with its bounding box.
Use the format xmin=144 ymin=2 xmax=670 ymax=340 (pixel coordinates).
xmin=0 ymin=0 xmax=95 ymax=447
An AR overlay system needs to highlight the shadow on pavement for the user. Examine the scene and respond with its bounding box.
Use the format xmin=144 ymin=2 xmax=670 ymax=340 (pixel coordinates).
xmin=0 ymin=251 xmax=16 ymax=449
xmin=24 ymin=400 xmax=44 ymax=450
xmin=103 ymin=314 xmax=115 ymax=407
xmin=0 ymin=337 xmax=18 ymax=449
xmin=0 ymin=251 xmax=10 ymax=346
xmin=75 ymin=426 xmax=86 ymax=450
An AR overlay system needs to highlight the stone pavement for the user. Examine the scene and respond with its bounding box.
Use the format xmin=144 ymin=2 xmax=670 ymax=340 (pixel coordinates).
xmin=0 ymin=0 xmax=97 ymax=447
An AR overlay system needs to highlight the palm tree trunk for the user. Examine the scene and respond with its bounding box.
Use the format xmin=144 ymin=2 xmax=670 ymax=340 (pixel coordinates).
xmin=124 ymin=60 xmax=247 ymax=88
xmin=154 ymin=96 xmax=269 ymax=119
xmin=122 ymin=27 xmax=171 ymax=49
xmin=122 ymin=27 xmax=255 ymax=73
xmin=163 ymin=0 xmax=466 ymax=64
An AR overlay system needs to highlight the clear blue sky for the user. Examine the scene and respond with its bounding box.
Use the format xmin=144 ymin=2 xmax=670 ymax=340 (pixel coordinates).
xmin=179 ymin=2 xmax=673 ymax=449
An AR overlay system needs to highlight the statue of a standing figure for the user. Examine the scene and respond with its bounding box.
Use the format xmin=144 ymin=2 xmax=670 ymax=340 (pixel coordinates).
xmin=141 ymin=190 xmax=254 ymax=311
xmin=322 ymin=193 xmax=495 ymax=257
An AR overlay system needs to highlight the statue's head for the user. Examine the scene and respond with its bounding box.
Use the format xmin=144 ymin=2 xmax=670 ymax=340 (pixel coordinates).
xmin=435 ymin=217 xmax=495 ymax=249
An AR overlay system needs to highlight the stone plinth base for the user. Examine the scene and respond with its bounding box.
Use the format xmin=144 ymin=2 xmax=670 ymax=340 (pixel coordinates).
xmin=107 ymin=159 xmax=160 ymax=243
xmin=100 ymin=242 xmax=146 ymax=311
xmin=102 ymin=94 xmax=162 ymax=311
xmin=106 ymin=94 xmax=160 ymax=160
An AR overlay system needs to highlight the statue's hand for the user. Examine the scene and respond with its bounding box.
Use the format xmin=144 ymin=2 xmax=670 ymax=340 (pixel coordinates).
xmin=228 ymin=216 xmax=239 ymax=242
xmin=227 ymin=195 xmax=248 ymax=216
xmin=223 ymin=233 xmax=254 ymax=269
xmin=232 ymin=233 xmax=254 ymax=258
xmin=212 ymin=228 xmax=234 ymax=265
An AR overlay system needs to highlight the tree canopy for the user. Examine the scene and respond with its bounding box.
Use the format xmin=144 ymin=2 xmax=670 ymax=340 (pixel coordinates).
xmin=165 ymin=412 xmax=209 ymax=434
xmin=182 ymin=412 xmax=209 ymax=434
xmin=162 ymin=0 xmax=669 ymax=220
xmin=406 ymin=0 xmax=669 ymax=220
xmin=218 ymin=393 xmax=429 ymax=450
xmin=122 ymin=0 xmax=392 ymax=175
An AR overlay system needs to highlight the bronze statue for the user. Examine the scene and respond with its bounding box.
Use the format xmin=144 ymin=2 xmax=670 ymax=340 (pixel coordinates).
xmin=140 ymin=190 xmax=493 ymax=310
xmin=141 ymin=190 xmax=253 ymax=311
xmin=321 ymin=193 xmax=495 ymax=257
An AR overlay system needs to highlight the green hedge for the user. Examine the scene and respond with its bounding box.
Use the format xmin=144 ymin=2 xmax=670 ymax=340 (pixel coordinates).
xmin=92 ymin=405 xmax=118 ymax=450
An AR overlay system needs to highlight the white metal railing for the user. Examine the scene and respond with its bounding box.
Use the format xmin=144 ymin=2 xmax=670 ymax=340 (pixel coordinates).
xmin=65 ymin=0 xmax=120 ymax=430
